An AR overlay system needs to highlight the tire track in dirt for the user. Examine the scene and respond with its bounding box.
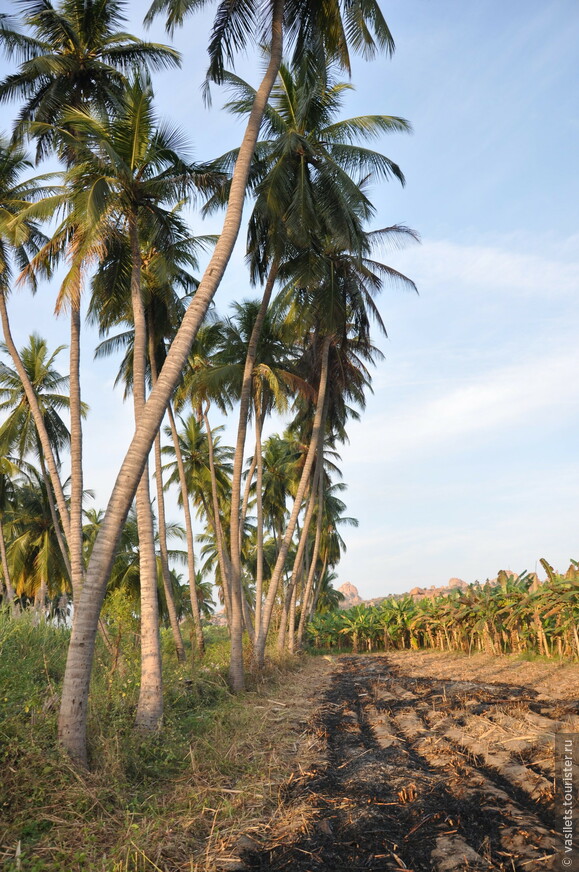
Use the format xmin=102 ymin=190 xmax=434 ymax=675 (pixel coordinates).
xmin=238 ymin=656 xmax=576 ymax=872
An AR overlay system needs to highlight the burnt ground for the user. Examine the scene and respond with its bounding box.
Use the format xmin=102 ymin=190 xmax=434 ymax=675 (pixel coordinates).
xmin=224 ymin=655 xmax=579 ymax=872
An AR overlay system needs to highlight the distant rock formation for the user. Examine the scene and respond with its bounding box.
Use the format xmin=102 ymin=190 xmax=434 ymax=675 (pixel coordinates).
xmin=448 ymin=578 xmax=468 ymax=589
xmin=405 ymin=578 xmax=468 ymax=600
xmin=338 ymin=582 xmax=362 ymax=608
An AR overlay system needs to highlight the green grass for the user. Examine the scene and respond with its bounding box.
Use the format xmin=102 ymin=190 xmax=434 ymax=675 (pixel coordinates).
xmin=0 ymin=610 xmax=302 ymax=872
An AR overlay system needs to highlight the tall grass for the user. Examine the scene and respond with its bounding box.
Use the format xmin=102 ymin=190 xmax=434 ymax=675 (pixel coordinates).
xmin=0 ymin=609 xmax=307 ymax=871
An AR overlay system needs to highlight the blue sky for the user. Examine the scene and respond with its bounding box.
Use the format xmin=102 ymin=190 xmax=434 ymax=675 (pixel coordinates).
xmin=1 ymin=1 xmax=578 ymax=599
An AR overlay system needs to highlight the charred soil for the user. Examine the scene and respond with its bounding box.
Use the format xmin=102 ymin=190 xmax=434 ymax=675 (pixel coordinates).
xmin=227 ymin=653 xmax=578 ymax=872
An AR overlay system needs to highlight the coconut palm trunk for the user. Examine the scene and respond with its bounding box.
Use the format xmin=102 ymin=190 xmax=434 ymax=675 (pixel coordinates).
xmin=0 ymin=517 xmax=15 ymax=605
xmin=149 ymin=342 xmax=186 ymax=663
xmin=309 ymin=553 xmax=328 ymax=618
xmin=276 ymin=562 xmax=294 ymax=653
xmin=200 ymin=494 xmax=232 ymax=625
xmin=296 ymin=443 xmax=325 ymax=648
xmin=228 ymin=259 xmax=280 ymax=673
xmin=239 ymin=451 xmax=258 ymax=537
xmin=68 ymin=300 xmax=84 ymax=602
xmin=201 ymin=403 xmax=244 ymax=690
xmin=277 ymin=478 xmax=315 ymax=652
xmin=128 ymin=215 xmax=163 ymax=731
xmin=241 ymin=592 xmax=255 ymax=642
xmin=253 ymin=404 xmax=267 ymax=638
xmin=38 ymin=450 xmax=72 ymax=583
xmin=287 ymin=578 xmax=298 ymax=653
xmin=253 ymin=334 xmax=331 ymax=668
xmin=166 ymin=405 xmax=205 ymax=655
xmin=58 ymin=0 xmax=284 ymax=763
xmin=153 ymin=430 xmax=186 ymax=662
xmin=0 ymin=291 xmax=71 ymax=545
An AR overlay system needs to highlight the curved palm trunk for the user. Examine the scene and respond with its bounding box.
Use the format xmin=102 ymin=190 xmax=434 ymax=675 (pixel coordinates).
xmin=239 ymin=451 xmax=258 ymax=538
xmin=69 ymin=301 xmax=84 ymax=602
xmin=58 ymin=1 xmax=284 ymax=764
xmin=0 ymin=291 xmax=71 ymax=545
xmin=228 ymin=260 xmax=280 ymax=662
xmin=309 ymin=553 xmax=328 ymax=618
xmin=166 ymin=405 xmax=204 ymax=655
xmin=201 ymin=404 xmax=243 ymax=691
xmin=0 ymin=517 xmax=15 ymax=605
xmin=153 ymin=430 xmax=186 ymax=663
xmin=129 ymin=216 xmax=163 ymax=732
xmin=253 ymin=335 xmax=331 ymax=669
xmin=38 ymin=451 xmax=72 ymax=583
xmin=149 ymin=342 xmax=186 ymax=664
xmin=253 ymin=404 xmax=266 ymax=639
xmin=296 ymin=445 xmax=325 ymax=648
xmin=277 ymin=479 xmax=316 ymax=653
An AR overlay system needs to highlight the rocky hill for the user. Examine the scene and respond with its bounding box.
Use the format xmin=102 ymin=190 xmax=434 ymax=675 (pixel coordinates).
xmin=337 ymin=582 xmax=363 ymax=608
xmin=337 ymin=572 xmax=541 ymax=608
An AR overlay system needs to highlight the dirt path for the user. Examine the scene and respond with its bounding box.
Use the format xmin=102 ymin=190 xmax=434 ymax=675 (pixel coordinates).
xmin=227 ymin=654 xmax=578 ymax=872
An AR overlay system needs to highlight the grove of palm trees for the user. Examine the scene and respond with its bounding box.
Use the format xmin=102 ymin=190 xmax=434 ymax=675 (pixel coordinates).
xmin=0 ymin=3 xmax=577 ymax=871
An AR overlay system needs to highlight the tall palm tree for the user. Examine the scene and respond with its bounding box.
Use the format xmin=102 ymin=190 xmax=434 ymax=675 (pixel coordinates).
xmin=196 ymin=298 xmax=301 ymax=646
xmin=295 ymin=480 xmax=356 ymax=647
xmin=56 ymin=74 xmax=205 ymax=733
xmin=0 ymin=455 xmax=21 ymax=606
xmin=90 ymin=227 xmax=212 ymax=661
xmin=0 ymin=0 xmax=179 ymax=158
xmin=253 ymin=230 xmax=417 ymax=667
xmin=0 ymin=0 xmax=180 ymax=603
xmin=59 ymin=0 xmax=397 ymax=765
xmin=0 ymin=334 xmax=78 ymax=583
xmin=0 ymin=138 xmax=74 ymax=576
xmin=162 ymin=412 xmax=233 ymax=617
xmin=204 ymin=55 xmax=409 ymax=686
xmin=6 ymin=468 xmax=70 ymax=608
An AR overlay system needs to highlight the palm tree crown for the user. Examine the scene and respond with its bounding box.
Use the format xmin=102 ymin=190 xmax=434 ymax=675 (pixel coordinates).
xmin=0 ymin=0 xmax=180 ymax=160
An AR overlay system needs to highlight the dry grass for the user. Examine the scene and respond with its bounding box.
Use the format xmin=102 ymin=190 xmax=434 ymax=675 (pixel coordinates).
xmin=384 ymin=648 xmax=579 ymax=699
xmin=0 ymin=622 xmax=333 ymax=872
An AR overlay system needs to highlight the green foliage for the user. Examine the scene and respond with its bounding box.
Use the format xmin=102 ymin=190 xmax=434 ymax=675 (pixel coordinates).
xmin=305 ymin=564 xmax=579 ymax=660
xmin=0 ymin=613 xmax=238 ymax=870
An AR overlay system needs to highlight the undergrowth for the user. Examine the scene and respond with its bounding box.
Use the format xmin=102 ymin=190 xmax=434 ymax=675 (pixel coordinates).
xmin=0 ymin=611 xmax=305 ymax=872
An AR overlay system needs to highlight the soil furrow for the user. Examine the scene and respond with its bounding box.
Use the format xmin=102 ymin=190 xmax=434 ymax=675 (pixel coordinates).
xmin=235 ymin=655 xmax=567 ymax=872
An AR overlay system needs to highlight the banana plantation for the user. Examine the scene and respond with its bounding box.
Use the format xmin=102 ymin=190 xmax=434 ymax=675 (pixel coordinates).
xmin=307 ymin=565 xmax=579 ymax=659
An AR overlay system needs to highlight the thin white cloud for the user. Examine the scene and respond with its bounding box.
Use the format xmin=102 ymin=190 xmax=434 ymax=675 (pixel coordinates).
xmin=390 ymin=238 xmax=579 ymax=298
xmin=350 ymin=347 xmax=579 ymax=463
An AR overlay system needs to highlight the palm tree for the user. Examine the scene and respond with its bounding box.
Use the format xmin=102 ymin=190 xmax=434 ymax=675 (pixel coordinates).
xmin=0 ymin=455 xmax=21 ymax=606
xmin=162 ymin=412 xmax=234 ymax=620
xmin=204 ymin=55 xmax=409 ymax=686
xmin=56 ymin=74 xmax=206 ymax=734
xmin=59 ymin=0 xmax=398 ymax=766
xmin=203 ymin=298 xmax=301 ymax=650
xmin=6 ymin=468 xmax=70 ymax=609
xmin=0 ymin=0 xmax=180 ymax=159
xmin=253 ymin=226 xmax=417 ymax=668
xmin=0 ymin=0 xmax=180 ymax=603
xmin=0 ymin=138 xmax=75 ymax=575
xmin=295 ymin=480 xmax=356 ymax=648
xmin=90 ymin=227 xmax=213 ymax=662
xmin=0 ymin=334 xmax=77 ymax=584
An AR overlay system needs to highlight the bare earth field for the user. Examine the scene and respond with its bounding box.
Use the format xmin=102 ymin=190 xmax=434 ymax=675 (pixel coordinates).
xmin=216 ymin=652 xmax=579 ymax=872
